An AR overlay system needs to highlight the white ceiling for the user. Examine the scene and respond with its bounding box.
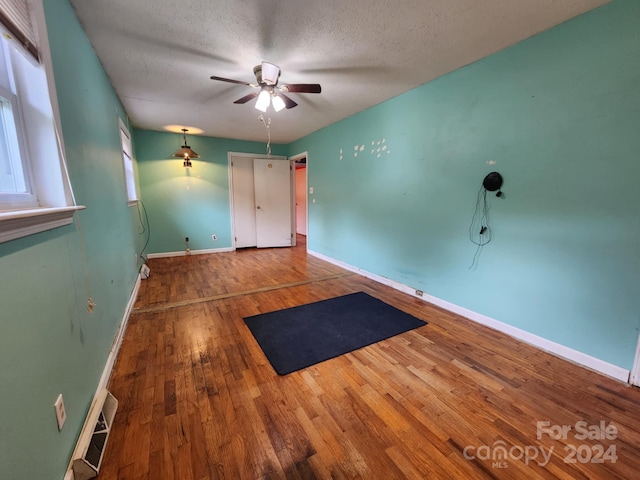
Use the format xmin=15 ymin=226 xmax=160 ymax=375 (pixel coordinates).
xmin=68 ymin=0 xmax=610 ymax=144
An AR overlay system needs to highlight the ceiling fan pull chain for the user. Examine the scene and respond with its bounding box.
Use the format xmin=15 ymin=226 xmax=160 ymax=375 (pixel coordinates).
xmin=258 ymin=113 xmax=272 ymax=159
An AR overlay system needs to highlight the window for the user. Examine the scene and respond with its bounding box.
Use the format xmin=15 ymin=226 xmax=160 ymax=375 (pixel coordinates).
xmin=0 ymin=40 xmax=35 ymax=209
xmin=0 ymin=0 xmax=81 ymax=243
xmin=119 ymin=119 xmax=139 ymax=204
xmin=0 ymin=84 xmax=32 ymax=201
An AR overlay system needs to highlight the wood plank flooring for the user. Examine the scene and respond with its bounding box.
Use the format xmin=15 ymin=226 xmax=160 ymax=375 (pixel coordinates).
xmin=100 ymin=236 xmax=640 ymax=479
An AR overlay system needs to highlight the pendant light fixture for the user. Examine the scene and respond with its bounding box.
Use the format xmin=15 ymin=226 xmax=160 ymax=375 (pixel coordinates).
xmin=172 ymin=128 xmax=200 ymax=167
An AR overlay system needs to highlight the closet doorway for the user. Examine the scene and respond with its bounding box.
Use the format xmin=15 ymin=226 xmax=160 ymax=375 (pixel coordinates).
xmin=229 ymin=153 xmax=294 ymax=248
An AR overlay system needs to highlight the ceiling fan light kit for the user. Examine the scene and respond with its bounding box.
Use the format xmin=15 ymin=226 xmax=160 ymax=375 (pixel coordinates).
xmin=210 ymin=61 xmax=321 ymax=112
xmin=255 ymin=89 xmax=271 ymax=112
xmin=272 ymin=94 xmax=286 ymax=112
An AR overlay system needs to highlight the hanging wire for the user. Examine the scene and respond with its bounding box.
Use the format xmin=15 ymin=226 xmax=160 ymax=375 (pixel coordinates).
xmin=258 ymin=109 xmax=272 ymax=159
xmin=73 ymin=210 xmax=96 ymax=312
xmin=54 ymin=106 xmax=92 ymax=311
xmin=468 ymin=186 xmax=494 ymax=270
xmin=136 ymin=199 xmax=151 ymax=263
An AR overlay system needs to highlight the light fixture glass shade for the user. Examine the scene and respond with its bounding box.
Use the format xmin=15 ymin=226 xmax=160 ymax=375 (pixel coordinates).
xmin=172 ymin=146 xmax=199 ymax=158
xmin=255 ymin=90 xmax=271 ymax=112
xmin=261 ymin=62 xmax=280 ymax=85
xmin=272 ymin=95 xmax=286 ymax=112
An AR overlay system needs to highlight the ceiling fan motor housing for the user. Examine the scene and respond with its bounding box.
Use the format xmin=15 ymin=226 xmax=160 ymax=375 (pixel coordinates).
xmin=254 ymin=62 xmax=280 ymax=85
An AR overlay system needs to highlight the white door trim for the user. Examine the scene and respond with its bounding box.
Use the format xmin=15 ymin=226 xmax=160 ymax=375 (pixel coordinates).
xmin=289 ymin=151 xmax=309 ymax=249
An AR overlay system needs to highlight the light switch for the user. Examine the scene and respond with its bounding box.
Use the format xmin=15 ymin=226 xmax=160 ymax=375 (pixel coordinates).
xmin=309 ymin=187 xmax=314 ymax=194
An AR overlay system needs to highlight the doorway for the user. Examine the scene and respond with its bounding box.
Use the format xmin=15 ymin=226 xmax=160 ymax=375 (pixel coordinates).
xmin=229 ymin=153 xmax=293 ymax=249
xmin=294 ymin=157 xmax=307 ymax=236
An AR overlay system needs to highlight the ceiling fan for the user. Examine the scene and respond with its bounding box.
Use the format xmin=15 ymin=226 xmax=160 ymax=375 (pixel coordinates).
xmin=210 ymin=61 xmax=321 ymax=112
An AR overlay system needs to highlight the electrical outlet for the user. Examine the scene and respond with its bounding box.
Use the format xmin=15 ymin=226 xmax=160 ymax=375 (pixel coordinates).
xmin=140 ymin=264 xmax=150 ymax=279
xmin=54 ymin=394 xmax=66 ymax=431
xmin=415 ymin=290 xmax=424 ymax=297
xmin=185 ymin=237 xmax=189 ymax=242
xmin=211 ymin=234 xmax=217 ymax=241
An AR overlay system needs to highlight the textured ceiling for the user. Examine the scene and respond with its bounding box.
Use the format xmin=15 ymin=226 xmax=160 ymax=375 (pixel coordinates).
xmin=68 ymin=0 xmax=610 ymax=144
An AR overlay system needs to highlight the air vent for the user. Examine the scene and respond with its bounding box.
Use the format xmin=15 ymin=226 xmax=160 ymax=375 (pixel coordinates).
xmin=71 ymin=389 xmax=118 ymax=480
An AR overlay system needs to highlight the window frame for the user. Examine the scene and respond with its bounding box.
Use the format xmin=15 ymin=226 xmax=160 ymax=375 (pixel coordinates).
xmin=0 ymin=0 xmax=83 ymax=244
xmin=0 ymin=81 xmax=37 ymax=208
xmin=118 ymin=118 xmax=139 ymax=205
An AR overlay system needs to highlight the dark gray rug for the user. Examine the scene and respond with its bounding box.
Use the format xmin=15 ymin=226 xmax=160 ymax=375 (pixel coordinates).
xmin=243 ymin=292 xmax=427 ymax=375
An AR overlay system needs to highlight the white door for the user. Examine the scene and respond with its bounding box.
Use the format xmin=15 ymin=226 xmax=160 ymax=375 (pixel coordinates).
xmin=253 ymin=158 xmax=292 ymax=248
xmin=231 ymin=157 xmax=257 ymax=248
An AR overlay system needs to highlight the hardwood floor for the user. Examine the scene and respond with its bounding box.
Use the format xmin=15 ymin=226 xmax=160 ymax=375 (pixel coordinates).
xmin=100 ymin=237 xmax=640 ymax=479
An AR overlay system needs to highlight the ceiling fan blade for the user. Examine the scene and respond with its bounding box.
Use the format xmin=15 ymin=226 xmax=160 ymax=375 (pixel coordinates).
xmin=233 ymin=92 xmax=259 ymax=104
xmin=210 ymin=75 xmax=252 ymax=86
xmin=261 ymin=62 xmax=280 ymax=85
xmin=278 ymin=93 xmax=298 ymax=109
xmin=280 ymin=83 xmax=322 ymax=94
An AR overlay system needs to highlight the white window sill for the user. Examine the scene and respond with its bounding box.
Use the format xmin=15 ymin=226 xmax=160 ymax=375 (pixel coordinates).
xmin=0 ymin=206 xmax=86 ymax=244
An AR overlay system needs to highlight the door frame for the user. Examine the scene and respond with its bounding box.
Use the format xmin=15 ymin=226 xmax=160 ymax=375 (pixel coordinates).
xmin=289 ymin=151 xmax=309 ymax=249
xmin=228 ymin=151 xmax=287 ymax=250
xmin=631 ymin=333 xmax=640 ymax=385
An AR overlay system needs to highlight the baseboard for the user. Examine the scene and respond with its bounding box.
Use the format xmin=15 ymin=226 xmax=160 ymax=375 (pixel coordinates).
xmin=308 ymin=250 xmax=630 ymax=383
xmin=63 ymin=273 xmax=142 ymax=480
xmin=147 ymin=246 xmax=234 ymax=258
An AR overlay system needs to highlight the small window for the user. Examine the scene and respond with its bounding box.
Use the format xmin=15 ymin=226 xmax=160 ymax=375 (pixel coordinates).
xmin=119 ymin=119 xmax=138 ymax=204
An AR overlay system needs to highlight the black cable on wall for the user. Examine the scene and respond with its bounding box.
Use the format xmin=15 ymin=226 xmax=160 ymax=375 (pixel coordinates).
xmin=469 ymin=172 xmax=504 ymax=269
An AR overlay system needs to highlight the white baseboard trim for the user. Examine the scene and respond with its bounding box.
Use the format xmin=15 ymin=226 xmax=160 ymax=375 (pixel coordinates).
xmin=308 ymin=250 xmax=630 ymax=383
xmin=147 ymin=246 xmax=234 ymax=258
xmin=63 ymin=273 xmax=142 ymax=480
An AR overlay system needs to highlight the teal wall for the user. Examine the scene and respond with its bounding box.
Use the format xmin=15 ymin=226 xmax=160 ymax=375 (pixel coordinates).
xmin=134 ymin=128 xmax=286 ymax=253
xmin=0 ymin=1 xmax=144 ymax=479
xmin=289 ymin=0 xmax=640 ymax=370
xmin=1 ymin=1 xmax=639 ymax=479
